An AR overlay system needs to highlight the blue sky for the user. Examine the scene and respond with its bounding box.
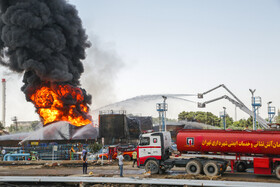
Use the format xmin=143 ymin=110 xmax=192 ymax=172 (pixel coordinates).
xmin=1 ymin=0 xmax=280 ymax=125
xmin=73 ymin=0 xmax=280 ymax=119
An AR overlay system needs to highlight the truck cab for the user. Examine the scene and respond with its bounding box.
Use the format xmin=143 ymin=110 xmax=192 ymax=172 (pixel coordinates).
xmin=137 ymin=131 xmax=172 ymax=173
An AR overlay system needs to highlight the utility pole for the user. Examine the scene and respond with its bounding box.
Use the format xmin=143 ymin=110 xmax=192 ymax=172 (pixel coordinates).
xmin=2 ymin=79 xmax=6 ymax=128
xmin=235 ymin=106 xmax=237 ymax=121
xmin=162 ymin=96 xmax=167 ymax=132
xmin=11 ymin=116 xmax=18 ymax=131
xmin=249 ymin=89 xmax=256 ymax=130
xmin=249 ymin=89 xmax=262 ymax=130
xmin=223 ymin=107 xmax=226 ymax=130
xmin=267 ymin=101 xmax=275 ymax=124
xmin=156 ymin=96 xmax=168 ymax=132
xmin=219 ymin=107 xmax=226 ymax=130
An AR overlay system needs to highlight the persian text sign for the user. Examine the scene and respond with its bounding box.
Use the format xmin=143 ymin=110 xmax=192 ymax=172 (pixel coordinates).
xmin=202 ymin=140 xmax=280 ymax=149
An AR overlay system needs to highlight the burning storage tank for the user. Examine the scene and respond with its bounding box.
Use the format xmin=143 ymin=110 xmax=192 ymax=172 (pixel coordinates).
xmin=20 ymin=121 xmax=98 ymax=143
xmin=177 ymin=129 xmax=280 ymax=155
xmin=30 ymin=83 xmax=92 ymax=127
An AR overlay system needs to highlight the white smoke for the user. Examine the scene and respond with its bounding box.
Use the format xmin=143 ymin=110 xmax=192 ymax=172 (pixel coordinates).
xmin=81 ymin=36 xmax=125 ymax=109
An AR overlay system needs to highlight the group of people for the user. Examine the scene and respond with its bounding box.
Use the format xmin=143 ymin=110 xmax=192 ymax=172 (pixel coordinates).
xmin=81 ymin=149 xmax=138 ymax=177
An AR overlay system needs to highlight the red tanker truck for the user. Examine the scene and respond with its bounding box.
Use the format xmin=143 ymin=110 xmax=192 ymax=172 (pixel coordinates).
xmin=137 ymin=129 xmax=280 ymax=179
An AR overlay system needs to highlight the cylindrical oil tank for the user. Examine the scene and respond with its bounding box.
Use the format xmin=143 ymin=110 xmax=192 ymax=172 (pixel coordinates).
xmin=177 ymin=129 xmax=280 ymax=155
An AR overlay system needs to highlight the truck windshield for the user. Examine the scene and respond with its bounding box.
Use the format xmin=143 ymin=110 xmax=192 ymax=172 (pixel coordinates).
xmin=139 ymin=137 xmax=150 ymax=145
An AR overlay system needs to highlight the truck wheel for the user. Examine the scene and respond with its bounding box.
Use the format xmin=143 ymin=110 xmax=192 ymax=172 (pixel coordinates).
xmin=145 ymin=160 xmax=159 ymax=174
xmin=124 ymin=155 xmax=131 ymax=161
xmin=236 ymin=162 xmax=246 ymax=172
xmin=203 ymin=161 xmax=219 ymax=176
xmin=275 ymin=165 xmax=280 ymax=179
xmin=186 ymin=160 xmax=202 ymax=175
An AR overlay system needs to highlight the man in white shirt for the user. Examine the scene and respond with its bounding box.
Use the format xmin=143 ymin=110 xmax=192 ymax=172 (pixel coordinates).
xmin=117 ymin=152 xmax=124 ymax=177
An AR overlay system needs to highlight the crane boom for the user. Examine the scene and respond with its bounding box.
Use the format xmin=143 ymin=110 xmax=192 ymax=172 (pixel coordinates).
xmin=198 ymin=84 xmax=245 ymax=106
xmin=198 ymin=85 xmax=269 ymax=129
xmin=198 ymin=84 xmax=224 ymax=97
xmin=224 ymin=96 xmax=269 ymax=129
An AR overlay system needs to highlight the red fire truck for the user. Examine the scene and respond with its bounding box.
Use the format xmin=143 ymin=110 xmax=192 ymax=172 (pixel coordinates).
xmin=99 ymin=145 xmax=135 ymax=161
xmin=137 ymin=129 xmax=280 ymax=179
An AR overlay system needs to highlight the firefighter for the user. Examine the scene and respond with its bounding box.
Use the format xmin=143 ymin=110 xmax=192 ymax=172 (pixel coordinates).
xmin=82 ymin=151 xmax=88 ymax=174
xmin=132 ymin=151 xmax=137 ymax=167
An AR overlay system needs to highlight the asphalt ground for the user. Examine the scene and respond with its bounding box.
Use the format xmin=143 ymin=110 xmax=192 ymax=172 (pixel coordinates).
xmin=0 ymin=160 xmax=279 ymax=184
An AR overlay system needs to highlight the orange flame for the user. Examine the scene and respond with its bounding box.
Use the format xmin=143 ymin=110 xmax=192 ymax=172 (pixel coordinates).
xmin=30 ymin=83 xmax=92 ymax=126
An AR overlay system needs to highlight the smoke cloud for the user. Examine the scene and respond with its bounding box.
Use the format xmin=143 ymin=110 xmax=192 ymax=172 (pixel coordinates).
xmin=0 ymin=0 xmax=91 ymax=103
xmin=82 ymin=36 xmax=124 ymax=109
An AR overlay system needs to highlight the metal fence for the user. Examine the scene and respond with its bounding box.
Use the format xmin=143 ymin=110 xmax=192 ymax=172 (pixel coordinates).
xmin=2 ymin=143 xmax=87 ymax=160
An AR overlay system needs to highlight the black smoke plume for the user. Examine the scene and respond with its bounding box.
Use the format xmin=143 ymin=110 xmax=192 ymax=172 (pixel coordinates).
xmin=0 ymin=0 xmax=92 ymax=104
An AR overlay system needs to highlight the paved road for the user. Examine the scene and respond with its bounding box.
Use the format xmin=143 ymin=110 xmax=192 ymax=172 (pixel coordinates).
xmin=1 ymin=176 xmax=280 ymax=187
xmin=0 ymin=161 xmax=279 ymax=184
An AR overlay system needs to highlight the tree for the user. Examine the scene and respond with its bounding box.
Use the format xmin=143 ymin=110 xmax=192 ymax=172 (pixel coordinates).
xmin=226 ymin=117 xmax=253 ymax=130
xmin=246 ymin=116 xmax=253 ymax=128
xmin=178 ymin=111 xmax=197 ymax=122
xmin=178 ymin=111 xmax=257 ymax=130
xmin=88 ymin=142 xmax=102 ymax=153
xmin=31 ymin=121 xmax=41 ymax=131
xmin=220 ymin=115 xmax=234 ymax=129
xmin=152 ymin=117 xmax=177 ymax=124
xmin=275 ymin=115 xmax=280 ymax=123
xmin=9 ymin=125 xmax=16 ymax=132
xmin=178 ymin=111 xmax=221 ymax=126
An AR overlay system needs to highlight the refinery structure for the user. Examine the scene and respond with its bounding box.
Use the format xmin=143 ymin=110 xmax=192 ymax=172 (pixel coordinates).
xmin=0 ymin=79 xmax=279 ymax=161
xmin=0 ymin=0 xmax=279 ymax=186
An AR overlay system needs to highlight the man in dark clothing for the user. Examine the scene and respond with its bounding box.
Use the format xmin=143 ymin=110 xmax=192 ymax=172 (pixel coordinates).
xmin=83 ymin=152 xmax=88 ymax=174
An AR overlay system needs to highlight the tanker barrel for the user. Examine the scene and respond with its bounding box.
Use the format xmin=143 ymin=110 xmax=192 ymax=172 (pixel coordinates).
xmin=177 ymin=129 xmax=280 ymax=156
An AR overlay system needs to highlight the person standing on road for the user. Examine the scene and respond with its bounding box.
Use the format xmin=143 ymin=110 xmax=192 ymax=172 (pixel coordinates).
xmin=108 ymin=148 xmax=113 ymax=163
xmin=82 ymin=151 xmax=88 ymax=174
xmin=132 ymin=151 xmax=137 ymax=167
xmin=117 ymin=152 xmax=124 ymax=177
xmin=81 ymin=148 xmax=86 ymax=160
xmin=82 ymin=148 xmax=86 ymax=156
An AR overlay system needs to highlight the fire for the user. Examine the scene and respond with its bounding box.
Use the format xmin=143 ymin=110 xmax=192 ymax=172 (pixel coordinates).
xmin=30 ymin=83 xmax=92 ymax=126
